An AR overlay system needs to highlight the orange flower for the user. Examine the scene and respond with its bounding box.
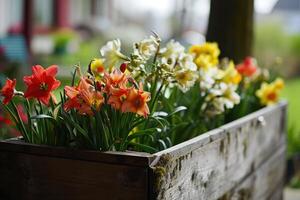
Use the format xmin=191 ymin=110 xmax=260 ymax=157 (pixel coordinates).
xmin=107 ymin=87 xmax=129 ymax=110
xmin=121 ymin=84 xmax=150 ymax=117
xmin=236 ymin=57 xmax=257 ymax=77
xmin=64 ymin=78 xmax=104 ymax=115
xmin=104 ymin=69 xmax=127 ymax=91
xmin=23 ymin=65 xmax=60 ymax=105
xmin=0 ymin=79 xmax=16 ymax=104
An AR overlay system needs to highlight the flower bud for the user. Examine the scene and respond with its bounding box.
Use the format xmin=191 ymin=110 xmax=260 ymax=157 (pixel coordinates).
xmin=120 ymin=63 xmax=127 ymax=73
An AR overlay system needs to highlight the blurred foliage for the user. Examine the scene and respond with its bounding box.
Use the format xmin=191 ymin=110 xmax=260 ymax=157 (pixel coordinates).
xmin=254 ymin=22 xmax=300 ymax=78
xmin=34 ymin=36 xmax=103 ymax=72
xmin=289 ymin=176 xmax=300 ymax=189
xmin=287 ymin=125 xmax=300 ymax=158
xmin=255 ymin=22 xmax=300 ymax=158
xmin=282 ymin=79 xmax=300 ymax=157
xmin=52 ymin=29 xmax=78 ymax=55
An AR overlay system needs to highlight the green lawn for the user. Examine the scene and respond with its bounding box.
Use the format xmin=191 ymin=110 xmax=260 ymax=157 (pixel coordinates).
xmin=282 ymin=78 xmax=300 ymax=131
xmin=282 ymin=78 xmax=300 ymax=156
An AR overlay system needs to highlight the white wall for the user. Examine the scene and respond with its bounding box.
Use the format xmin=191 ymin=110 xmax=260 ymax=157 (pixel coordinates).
xmin=0 ymin=0 xmax=23 ymax=36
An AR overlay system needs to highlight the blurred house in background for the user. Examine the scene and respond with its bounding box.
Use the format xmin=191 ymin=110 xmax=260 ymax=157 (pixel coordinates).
xmin=272 ymin=0 xmax=300 ymax=33
xmin=0 ymin=0 xmax=298 ymax=77
xmin=0 ymin=0 xmax=210 ymax=59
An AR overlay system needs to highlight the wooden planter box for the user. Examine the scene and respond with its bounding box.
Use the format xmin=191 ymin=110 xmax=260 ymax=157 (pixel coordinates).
xmin=0 ymin=102 xmax=287 ymax=200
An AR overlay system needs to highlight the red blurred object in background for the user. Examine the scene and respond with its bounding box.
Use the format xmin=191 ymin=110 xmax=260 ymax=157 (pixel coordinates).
xmin=0 ymin=46 xmax=5 ymax=56
xmin=0 ymin=115 xmax=12 ymax=126
xmin=236 ymin=57 xmax=257 ymax=77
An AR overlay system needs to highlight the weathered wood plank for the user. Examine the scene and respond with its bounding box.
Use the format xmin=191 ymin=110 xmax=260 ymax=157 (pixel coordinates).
xmin=0 ymin=139 xmax=153 ymax=167
xmin=222 ymin=144 xmax=285 ymax=200
xmin=151 ymin=102 xmax=287 ymax=200
xmin=0 ymin=151 xmax=149 ymax=200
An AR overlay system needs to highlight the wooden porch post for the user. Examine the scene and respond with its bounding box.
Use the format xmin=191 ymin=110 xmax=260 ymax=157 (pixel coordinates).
xmin=206 ymin=0 xmax=254 ymax=63
xmin=54 ymin=0 xmax=70 ymax=28
xmin=23 ymin=0 xmax=33 ymax=55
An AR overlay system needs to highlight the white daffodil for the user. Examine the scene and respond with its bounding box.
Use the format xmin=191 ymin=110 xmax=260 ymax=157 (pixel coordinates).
xmin=134 ymin=36 xmax=158 ymax=60
xmin=178 ymin=53 xmax=197 ymax=71
xmin=202 ymin=97 xmax=225 ymax=117
xmin=222 ymin=84 xmax=240 ymax=109
xmin=175 ymin=69 xmax=198 ymax=93
xmin=160 ymin=40 xmax=185 ymax=68
xmin=100 ymin=39 xmax=127 ymax=71
xmin=160 ymin=40 xmax=185 ymax=59
xmin=199 ymin=67 xmax=219 ymax=93
xmin=201 ymin=81 xmax=240 ymax=117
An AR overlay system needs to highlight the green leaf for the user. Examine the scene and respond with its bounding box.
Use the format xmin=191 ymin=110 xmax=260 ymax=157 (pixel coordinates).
xmin=53 ymin=105 xmax=61 ymax=120
xmin=31 ymin=114 xmax=55 ymax=121
xmin=10 ymin=101 xmax=29 ymax=140
xmin=129 ymin=142 xmax=157 ymax=153
xmin=127 ymin=128 xmax=161 ymax=141
xmin=165 ymin=137 xmax=172 ymax=147
xmin=152 ymin=111 xmax=168 ymax=117
xmin=158 ymin=139 xmax=167 ymax=150
xmin=168 ymin=106 xmax=187 ymax=116
xmin=63 ymin=114 xmax=93 ymax=145
xmin=71 ymin=68 xmax=77 ymax=86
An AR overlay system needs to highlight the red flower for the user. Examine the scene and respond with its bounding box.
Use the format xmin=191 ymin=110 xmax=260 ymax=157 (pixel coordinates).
xmin=1 ymin=79 xmax=16 ymax=104
xmin=0 ymin=115 xmax=12 ymax=126
xmin=23 ymin=65 xmax=61 ymax=105
xmin=236 ymin=57 xmax=257 ymax=77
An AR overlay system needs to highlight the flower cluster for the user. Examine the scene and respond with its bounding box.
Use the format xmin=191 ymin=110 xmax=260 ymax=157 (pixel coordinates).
xmin=0 ymin=35 xmax=285 ymax=153
xmin=1 ymin=65 xmax=61 ymax=106
xmin=200 ymin=60 xmax=241 ymax=116
xmin=186 ymin=42 xmax=242 ymax=117
xmin=64 ymin=69 xmax=151 ymax=118
xmin=124 ymin=36 xmax=198 ymax=93
xmin=159 ymin=40 xmax=198 ymax=92
xmin=64 ymin=77 xmax=104 ymax=115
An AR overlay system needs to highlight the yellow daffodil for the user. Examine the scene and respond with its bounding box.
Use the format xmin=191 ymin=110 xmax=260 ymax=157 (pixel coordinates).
xmin=256 ymin=79 xmax=284 ymax=106
xmin=189 ymin=42 xmax=220 ymax=70
xmin=273 ymin=78 xmax=284 ymax=90
xmin=89 ymin=58 xmax=105 ymax=82
xmin=90 ymin=58 xmax=105 ymax=75
xmin=194 ymin=55 xmax=213 ymax=71
xmin=219 ymin=61 xmax=242 ymax=85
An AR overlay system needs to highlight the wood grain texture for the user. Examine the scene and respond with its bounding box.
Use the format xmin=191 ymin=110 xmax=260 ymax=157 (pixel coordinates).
xmin=221 ymin=145 xmax=285 ymax=200
xmin=0 ymin=151 xmax=150 ymax=200
xmin=0 ymin=139 xmax=153 ymax=167
xmin=150 ymin=102 xmax=287 ymax=200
